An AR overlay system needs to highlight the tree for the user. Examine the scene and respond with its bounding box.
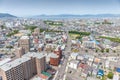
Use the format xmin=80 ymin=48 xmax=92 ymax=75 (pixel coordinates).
xmin=107 ymin=72 xmax=113 ymax=79
xmin=6 ymin=30 xmax=19 ymax=37
xmin=13 ymin=30 xmax=19 ymax=33
xmin=1 ymin=25 xmax=6 ymax=29
xmin=27 ymin=33 xmax=31 ymax=36
xmin=99 ymin=36 xmax=120 ymax=43
xmin=101 ymin=49 xmax=104 ymax=53
xmin=85 ymin=49 xmax=88 ymax=53
xmin=6 ymin=46 xmax=13 ymax=49
xmin=102 ymin=75 xmax=107 ymax=80
xmin=24 ymin=25 xmax=37 ymax=32
xmin=117 ymin=53 xmax=119 ymax=56
xmin=69 ymin=31 xmax=90 ymax=36
xmin=113 ymin=50 xmax=116 ymax=53
xmin=95 ymin=48 xmax=99 ymax=53
xmin=106 ymin=49 xmax=109 ymax=53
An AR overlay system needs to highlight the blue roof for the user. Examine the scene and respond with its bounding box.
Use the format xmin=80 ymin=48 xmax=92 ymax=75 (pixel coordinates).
xmin=90 ymin=40 xmax=100 ymax=45
xmin=97 ymin=69 xmax=104 ymax=76
xmin=116 ymin=68 xmax=120 ymax=73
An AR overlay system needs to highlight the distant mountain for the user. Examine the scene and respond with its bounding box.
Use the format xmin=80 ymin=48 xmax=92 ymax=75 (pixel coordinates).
xmin=30 ymin=14 xmax=120 ymax=19
xmin=0 ymin=13 xmax=17 ymax=18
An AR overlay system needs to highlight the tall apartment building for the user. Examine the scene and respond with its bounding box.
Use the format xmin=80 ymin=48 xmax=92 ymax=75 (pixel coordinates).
xmin=32 ymin=28 xmax=40 ymax=36
xmin=15 ymin=47 xmax=25 ymax=58
xmin=23 ymin=52 xmax=46 ymax=75
xmin=34 ymin=28 xmax=40 ymax=35
xmin=18 ymin=36 xmax=30 ymax=53
xmin=0 ymin=52 xmax=46 ymax=80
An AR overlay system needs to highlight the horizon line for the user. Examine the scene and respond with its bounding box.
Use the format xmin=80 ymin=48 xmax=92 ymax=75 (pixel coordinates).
xmin=1 ymin=13 xmax=120 ymax=17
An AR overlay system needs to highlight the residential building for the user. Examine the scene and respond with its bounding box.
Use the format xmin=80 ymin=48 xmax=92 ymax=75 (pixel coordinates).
xmin=18 ymin=36 xmax=30 ymax=53
xmin=0 ymin=52 xmax=46 ymax=80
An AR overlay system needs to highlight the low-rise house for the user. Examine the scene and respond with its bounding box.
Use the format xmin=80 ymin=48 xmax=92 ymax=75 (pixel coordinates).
xmin=70 ymin=53 xmax=79 ymax=60
xmin=68 ymin=60 xmax=79 ymax=69
xmin=113 ymin=73 xmax=119 ymax=80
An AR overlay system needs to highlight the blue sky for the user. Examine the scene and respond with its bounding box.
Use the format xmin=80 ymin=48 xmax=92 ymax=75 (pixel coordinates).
xmin=0 ymin=0 xmax=120 ymax=16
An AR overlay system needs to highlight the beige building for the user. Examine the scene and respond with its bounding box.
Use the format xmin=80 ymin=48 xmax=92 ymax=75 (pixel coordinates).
xmin=34 ymin=28 xmax=40 ymax=35
xmin=82 ymin=41 xmax=96 ymax=49
xmin=0 ymin=52 xmax=46 ymax=80
xmin=18 ymin=36 xmax=30 ymax=53
xmin=15 ymin=47 xmax=25 ymax=58
xmin=23 ymin=52 xmax=46 ymax=75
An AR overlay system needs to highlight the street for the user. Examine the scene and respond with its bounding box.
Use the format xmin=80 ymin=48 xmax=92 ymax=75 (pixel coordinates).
xmin=54 ymin=31 xmax=71 ymax=80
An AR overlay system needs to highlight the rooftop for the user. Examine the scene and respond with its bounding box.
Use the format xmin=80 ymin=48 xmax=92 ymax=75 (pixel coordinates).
xmin=0 ymin=57 xmax=30 ymax=71
xmin=23 ymin=52 xmax=45 ymax=59
xmin=30 ymin=76 xmax=42 ymax=80
xmin=48 ymin=53 xmax=59 ymax=58
xmin=0 ymin=58 xmax=11 ymax=66
xmin=20 ymin=36 xmax=29 ymax=39
xmin=71 ymin=52 xmax=79 ymax=57
xmin=70 ymin=60 xmax=79 ymax=64
xmin=0 ymin=52 xmax=45 ymax=71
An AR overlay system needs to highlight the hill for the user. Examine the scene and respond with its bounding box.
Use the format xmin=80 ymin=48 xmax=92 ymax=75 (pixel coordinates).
xmin=0 ymin=13 xmax=17 ymax=18
xmin=30 ymin=14 xmax=120 ymax=19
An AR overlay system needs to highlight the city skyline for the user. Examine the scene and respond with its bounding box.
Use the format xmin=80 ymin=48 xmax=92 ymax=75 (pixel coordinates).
xmin=0 ymin=0 xmax=120 ymax=17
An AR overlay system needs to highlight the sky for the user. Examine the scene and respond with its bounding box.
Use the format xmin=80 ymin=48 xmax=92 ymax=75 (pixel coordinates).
xmin=0 ymin=0 xmax=120 ymax=17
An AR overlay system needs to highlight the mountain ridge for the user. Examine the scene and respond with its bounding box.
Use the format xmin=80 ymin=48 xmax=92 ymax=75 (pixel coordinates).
xmin=33 ymin=14 xmax=120 ymax=17
xmin=0 ymin=13 xmax=120 ymax=18
xmin=0 ymin=13 xmax=17 ymax=18
xmin=29 ymin=14 xmax=120 ymax=19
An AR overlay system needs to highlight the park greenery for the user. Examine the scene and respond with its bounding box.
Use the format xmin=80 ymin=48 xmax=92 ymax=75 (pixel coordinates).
xmin=94 ymin=21 xmax=113 ymax=25
xmin=76 ymin=36 xmax=83 ymax=40
xmin=24 ymin=25 xmax=63 ymax=33
xmin=102 ymin=22 xmax=113 ymax=25
xmin=6 ymin=30 xmax=19 ymax=37
xmin=99 ymin=36 xmax=120 ymax=43
xmin=40 ymin=28 xmax=63 ymax=33
xmin=6 ymin=46 xmax=13 ymax=49
xmin=69 ymin=31 xmax=90 ymax=36
xmin=44 ymin=20 xmax=63 ymax=26
xmin=69 ymin=31 xmax=90 ymax=40
xmin=24 ymin=25 xmax=37 ymax=32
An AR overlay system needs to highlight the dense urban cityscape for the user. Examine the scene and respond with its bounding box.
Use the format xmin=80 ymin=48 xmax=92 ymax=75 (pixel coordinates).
xmin=0 ymin=0 xmax=120 ymax=80
xmin=0 ymin=17 xmax=120 ymax=80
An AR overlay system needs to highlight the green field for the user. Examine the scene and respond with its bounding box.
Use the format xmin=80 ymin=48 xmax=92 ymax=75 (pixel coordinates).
xmin=99 ymin=36 xmax=120 ymax=43
xmin=69 ymin=31 xmax=90 ymax=39
xmin=44 ymin=20 xmax=63 ymax=26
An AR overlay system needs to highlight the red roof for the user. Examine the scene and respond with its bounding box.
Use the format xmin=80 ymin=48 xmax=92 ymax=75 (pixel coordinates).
xmin=39 ymin=74 xmax=48 ymax=79
xmin=79 ymin=63 xmax=89 ymax=69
